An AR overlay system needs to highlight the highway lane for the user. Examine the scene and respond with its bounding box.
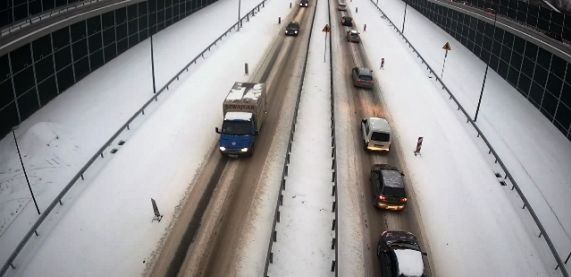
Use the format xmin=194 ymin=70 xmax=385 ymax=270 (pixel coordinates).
xmin=148 ymin=3 xmax=316 ymax=277
xmin=331 ymin=4 xmax=431 ymax=276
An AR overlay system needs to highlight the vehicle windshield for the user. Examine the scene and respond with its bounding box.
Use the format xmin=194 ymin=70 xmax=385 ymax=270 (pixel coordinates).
xmin=222 ymin=120 xmax=254 ymax=135
xmin=371 ymin=132 xmax=389 ymax=141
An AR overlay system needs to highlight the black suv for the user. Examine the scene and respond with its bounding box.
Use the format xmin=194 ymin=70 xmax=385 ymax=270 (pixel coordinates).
xmin=285 ymin=21 xmax=300 ymax=36
xmin=370 ymin=164 xmax=407 ymax=210
xmin=377 ymin=231 xmax=426 ymax=277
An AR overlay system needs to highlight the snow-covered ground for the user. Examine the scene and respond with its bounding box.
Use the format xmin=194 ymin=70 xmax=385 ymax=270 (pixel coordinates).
xmin=267 ymin=0 xmax=336 ymax=275
xmin=346 ymin=0 xmax=570 ymax=275
xmin=0 ymin=0 xmax=569 ymax=275
xmin=367 ymin=0 xmax=571 ymax=271
xmin=0 ymin=0 xmax=291 ymax=275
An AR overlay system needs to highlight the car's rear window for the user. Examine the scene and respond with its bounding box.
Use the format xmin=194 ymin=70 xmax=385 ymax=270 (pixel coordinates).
xmin=359 ymin=75 xmax=372 ymax=81
xmin=382 ymin=186 xmax=405 ymax=198
xmin=382 ymin=170 xmax=404 ymax=189
xmin=371 ymin=132 xmax=389 ymax=141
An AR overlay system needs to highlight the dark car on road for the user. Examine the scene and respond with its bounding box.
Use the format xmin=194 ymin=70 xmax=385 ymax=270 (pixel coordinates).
xmin=377 ymin=231 xmax=427 ymax=277
xmin=341 ymin=16 xmax=353 ymax=27
xmin=352 ymin=67 xmax=374 ymax=89
xmin=299 ymin=0 xmax=309 ymax=7
xmin=346 ymin=29 xmax=360 ymax=43
xmin=370 ymin=164 xmax=407 ymax=210
xmin=285 ymin=21 xmax=300 ymax=36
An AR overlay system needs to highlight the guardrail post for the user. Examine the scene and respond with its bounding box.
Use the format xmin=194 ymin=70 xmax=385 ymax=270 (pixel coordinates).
xmin=273 ymin=230 xmax=277 ymax=242
xmin=331 ymin=238 xmax=336 ymax=249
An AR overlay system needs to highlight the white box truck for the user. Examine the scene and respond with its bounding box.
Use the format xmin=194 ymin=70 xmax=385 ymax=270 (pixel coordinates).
xmin=215 ymin=82 xmax=267 ymax=157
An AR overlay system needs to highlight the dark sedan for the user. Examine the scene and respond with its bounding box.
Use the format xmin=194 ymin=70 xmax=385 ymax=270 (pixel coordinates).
xmin=285 ymin=21 xmax=300 ymax=36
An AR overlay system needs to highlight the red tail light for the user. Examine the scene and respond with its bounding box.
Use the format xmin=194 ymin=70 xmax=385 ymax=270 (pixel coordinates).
xmin=400 ymin=197 xmax=408 ymax=202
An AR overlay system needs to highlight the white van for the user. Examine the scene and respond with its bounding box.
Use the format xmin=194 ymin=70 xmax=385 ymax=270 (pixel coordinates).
xmin=361 ymin=117 xmax=391 ymax=152
xmin=337 ymin=0 xmax=347 ymax=11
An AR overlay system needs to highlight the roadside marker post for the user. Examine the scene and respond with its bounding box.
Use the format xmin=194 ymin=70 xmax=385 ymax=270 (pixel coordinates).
xmin=322 ymin=24 xmax=331 ymax=63
xmin=414 ymin=137 xmax=423 ymax=156
xmin=151 ymin=198 xmax=163 ymax=222
xmin=441 ymin=42 xmax=452 ymax=79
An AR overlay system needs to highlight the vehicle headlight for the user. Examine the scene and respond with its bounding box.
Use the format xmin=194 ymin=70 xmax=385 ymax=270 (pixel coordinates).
xmin=219 ymin=147 xmax=226 ymax=151
xmin=295 ymin=30 xmax=298 ymax=34
xmin=240 ymin=148 xmax=249 ymax=152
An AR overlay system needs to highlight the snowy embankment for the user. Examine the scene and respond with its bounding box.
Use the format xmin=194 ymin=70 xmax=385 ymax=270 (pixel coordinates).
xmin=267 ymin=0 xmax=336 ymax=275
xmin=347 ymin=0 xmax=561 ymax=275
xmin=375 ymin=0 xmax=571 ymax=273
xmin=1 ymin=0 xmax=293 ymax=275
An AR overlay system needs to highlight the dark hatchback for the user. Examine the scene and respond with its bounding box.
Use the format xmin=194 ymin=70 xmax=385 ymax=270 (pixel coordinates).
xmin=370 ymin=164 xmax=407 ymax=210
xmin=299 ymin=0 xmax=309 ymax=7
xmin=377 ymin=231 xmax=427 ymax=277
xmin=352 ymin=67 xmax=374 ymax=89
xmin=285 ymin=21 xmax=300 ymax=36
xmin=341 ymin=16 xmax=353 ymax=27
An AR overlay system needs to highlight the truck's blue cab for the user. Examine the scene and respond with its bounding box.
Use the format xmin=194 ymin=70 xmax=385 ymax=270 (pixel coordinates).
xmin=216 ymin=112 xmax=258 ymax=156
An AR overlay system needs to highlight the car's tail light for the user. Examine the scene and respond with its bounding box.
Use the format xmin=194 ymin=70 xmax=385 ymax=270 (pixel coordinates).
xmin=379 ymin=195 xmax=386 ymax=201
xmin=400 ymin=197 xmax=408 ymax=202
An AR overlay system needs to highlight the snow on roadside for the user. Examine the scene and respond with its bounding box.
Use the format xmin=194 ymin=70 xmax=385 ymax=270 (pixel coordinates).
xmin=378 ymin=0 xmax=571 ymax=264
xmin=6 ymin=0 xmax=295 ymax=276
xmin=267 ymin=0 xmax=336 ymax=275
xmin=0 ymin=0 xmax=270 ymax=267
xmin=349 ymin=0 xmax=555 ymax=275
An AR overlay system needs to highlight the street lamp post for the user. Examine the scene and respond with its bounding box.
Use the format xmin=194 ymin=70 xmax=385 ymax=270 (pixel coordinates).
xmin=474 ymin=8 xmax=498 ymax=122
xmin=150 ymin=35 xmax=156 ymax=94
xmin=12 ymin=128 xmax=41 ymax=215
xmin=402 ymin=1 xmax=408 ymax=33
xmin=238 ymin=0 xmax=242 ymax=30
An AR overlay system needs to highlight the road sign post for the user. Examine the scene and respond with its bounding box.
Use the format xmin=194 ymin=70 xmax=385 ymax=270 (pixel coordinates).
xmin=151 ymin=198 xmax=163 ymax=222
xmin=414 ymin=137 xmax=423 ymax=156
xmin=322 ymin=24 xmax=330 ymax=63
xmin=441 ymin=42 xmax=451 ymax=79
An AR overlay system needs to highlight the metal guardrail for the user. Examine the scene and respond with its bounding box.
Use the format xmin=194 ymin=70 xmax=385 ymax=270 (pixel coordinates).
xmin=262 ymin=0 xmax=338 ymax=275
xmin=328 ymin=0 xmax=339 ymax=274
xmin=369 ymin=1 xmax=568 ymax=276
xmin=1 ymin=0 xmax=106 ymax=37
xmin=449 ymin=0 xmax=571 ymax=43
xmin=0 ymin=1 xmax=269 ymax=275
